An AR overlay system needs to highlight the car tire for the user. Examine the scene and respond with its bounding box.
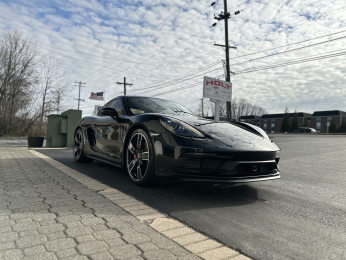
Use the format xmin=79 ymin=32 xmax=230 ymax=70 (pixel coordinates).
xmin=73 ymin=128 xmax=94 ymax=163
xmin=126 ymin=128 xmax=156 ymax=186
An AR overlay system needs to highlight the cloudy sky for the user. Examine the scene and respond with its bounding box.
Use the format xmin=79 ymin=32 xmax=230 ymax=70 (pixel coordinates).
xmin=1 ymin=0 xmax=345 ymax=115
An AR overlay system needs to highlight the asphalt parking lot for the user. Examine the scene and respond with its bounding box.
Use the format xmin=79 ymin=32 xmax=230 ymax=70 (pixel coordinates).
xmin=2 ymin=134 xmax=346 ymax=260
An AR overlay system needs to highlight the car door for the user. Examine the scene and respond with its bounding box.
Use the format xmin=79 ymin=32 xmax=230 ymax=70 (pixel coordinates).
xmin=93 ymin=99 xmax=126 ymax=163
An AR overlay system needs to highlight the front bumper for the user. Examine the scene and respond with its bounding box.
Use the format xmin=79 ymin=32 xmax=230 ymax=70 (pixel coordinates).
xmin=153 ymin=132 xmax=281 ymax=183
xmin=173 ymin=152 xmax=280 ymax=183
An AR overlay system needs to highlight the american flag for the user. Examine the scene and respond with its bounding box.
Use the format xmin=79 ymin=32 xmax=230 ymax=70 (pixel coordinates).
xmin=89 ymin=92 xmax=104 ymax=101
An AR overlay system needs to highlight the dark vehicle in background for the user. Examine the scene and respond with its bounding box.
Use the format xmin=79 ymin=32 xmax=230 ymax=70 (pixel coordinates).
xmin=73 ymin=96 xmax=281 ymax=186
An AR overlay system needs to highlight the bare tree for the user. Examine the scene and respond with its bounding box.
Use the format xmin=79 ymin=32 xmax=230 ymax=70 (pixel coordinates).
xmin=38 ymin=54 xmax=69 ymax=120
xmin=0 ymin=31 xmax=70 ymax=136
xmin=195 ymin=97 xmax=267 ymax=120
xmin=0 ymin=31 xmax=41 ymax=136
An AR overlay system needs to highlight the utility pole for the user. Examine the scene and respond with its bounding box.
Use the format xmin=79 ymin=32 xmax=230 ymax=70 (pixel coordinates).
xmin=223 ymin=0 xmax=231 ymax=122
xmin=214 ymin=2 xmax=240 ymax=122
xmin=74 ymin=81 xmax=86 ymax=110
xmin=116 ymin=77 xmax=133 ymax=96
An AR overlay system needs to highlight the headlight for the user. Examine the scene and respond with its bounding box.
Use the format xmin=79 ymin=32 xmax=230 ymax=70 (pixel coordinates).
xmin=159 ymin=117 xmax=204 ymax=138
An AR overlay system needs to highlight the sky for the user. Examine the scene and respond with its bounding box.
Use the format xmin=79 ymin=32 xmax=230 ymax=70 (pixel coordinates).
xmin=0 ymin=0 xmax=345 ymax=116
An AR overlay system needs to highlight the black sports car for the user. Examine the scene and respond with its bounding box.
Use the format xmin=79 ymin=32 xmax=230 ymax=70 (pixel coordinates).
xmin=73 ymin=96 xmax=281 ymax=186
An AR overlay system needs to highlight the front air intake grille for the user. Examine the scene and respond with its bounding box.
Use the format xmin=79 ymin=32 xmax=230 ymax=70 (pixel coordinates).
xmin=201 ymin=158 xmax=224 ymax=169
xmin=174 ymin=154 xmax=278 ymax=177
xmin=185 ymin=158 xmax=201 ymax=169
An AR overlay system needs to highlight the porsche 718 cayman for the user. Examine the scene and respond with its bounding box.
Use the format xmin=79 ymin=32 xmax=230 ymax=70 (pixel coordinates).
xmin=73 ymin=96 xmax=281 ymax=186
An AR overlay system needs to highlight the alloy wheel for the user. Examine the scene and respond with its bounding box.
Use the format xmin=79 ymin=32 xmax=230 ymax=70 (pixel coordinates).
xmin=127 ymin=133 xmax=149 ymax=181
xmin=74 ymin=130 xmax=82 ymax=159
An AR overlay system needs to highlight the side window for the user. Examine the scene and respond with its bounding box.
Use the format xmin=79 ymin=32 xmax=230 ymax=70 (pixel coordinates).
xmin=98 ymin=102 xmax=112 ymax=116
xmin=98 ymin=99 xmax=124 ymax=116
xmin=109 ymin=99 xmax=124 ymax=115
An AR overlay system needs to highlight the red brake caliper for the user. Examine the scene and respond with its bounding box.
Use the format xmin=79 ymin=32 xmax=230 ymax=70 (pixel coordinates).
xmin=134 ymin=143 xmax=139 ymax=159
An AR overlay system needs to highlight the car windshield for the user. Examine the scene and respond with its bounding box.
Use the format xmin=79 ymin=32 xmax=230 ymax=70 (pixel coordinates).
xmin=126 ymin=97 xmax=194 ymax=116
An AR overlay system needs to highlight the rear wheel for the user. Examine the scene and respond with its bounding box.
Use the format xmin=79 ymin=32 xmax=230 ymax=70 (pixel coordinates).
xmin=126 ymin=129 xmax=156 ymax=186
xmin=73 ymin=128 xmax=94 ymax=163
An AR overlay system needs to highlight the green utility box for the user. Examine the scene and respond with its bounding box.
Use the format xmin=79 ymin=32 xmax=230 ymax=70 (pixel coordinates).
xmin=61 ymin=109 xmax=82 ymax=147
xmin=46 ymin=109 xmax=82 ymax=147
xmin=46 ymin=115 xmax=67 ymax=147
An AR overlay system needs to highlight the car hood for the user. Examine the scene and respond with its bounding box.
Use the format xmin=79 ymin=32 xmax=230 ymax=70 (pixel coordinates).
xmin=168 ymin=115 xmax=278 ymax=151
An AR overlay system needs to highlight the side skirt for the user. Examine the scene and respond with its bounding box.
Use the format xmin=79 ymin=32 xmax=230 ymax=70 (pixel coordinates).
xmin=87 ymin=155 xmax=123 ymax=169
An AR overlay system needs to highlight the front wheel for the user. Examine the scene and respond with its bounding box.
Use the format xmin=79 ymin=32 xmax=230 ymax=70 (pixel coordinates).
xmin=73 ymin=128 xmax=93 ymax=163
xmin=126 ymin=129 xmax=156 ymax=186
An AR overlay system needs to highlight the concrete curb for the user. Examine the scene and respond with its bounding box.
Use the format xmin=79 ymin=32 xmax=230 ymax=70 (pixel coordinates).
xmin=28 ymin=148 xmax=251 ymax=260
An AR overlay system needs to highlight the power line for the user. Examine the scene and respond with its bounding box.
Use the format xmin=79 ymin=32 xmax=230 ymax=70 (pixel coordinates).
xmin=134 ymin=66 xmax=224 ymax=96
xmin=151 ymin=81 xmax=204 ymax=97
xmin=151 ymin=73 xmax=224 ymax=97
xmin=133 ymin=5 xmax=346 ymax=96
xmin=140 ymin=49 xmax=346 ymax=98
xmin=239 ymin=1 xmax=260 ymax=12
xmin=227 ymin=34 xmax=346 ymax=69
xmin=234 ymin=49 xmax=346 ymax=74
xmin=147 ymin=49 xmax=346 ymax=97
xmin=144 ymin=49 xmax=346 ymax=97
xmin=130 ymin=61 xmax=221 ymax=90
xmin=131 ymin=61 xmax=222 ymax=93
xmin=228 ymin=28 xmax=346 ymax=61
xmin=176 ymin=6 xmax=346 ymax=69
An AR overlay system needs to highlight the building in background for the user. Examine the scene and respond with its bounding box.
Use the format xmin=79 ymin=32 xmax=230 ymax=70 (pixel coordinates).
xmin=210 ymin=110 xmax=346 ymax=133
xmin=240 ymin=113 xmax=311 ymax=133
xmin=260 ymin=113 xmax=311 ymax=133
xmin=310 ymin=110 xmax=346 ymax=133
xmin=239 ymin=115 xmax=261 ymax=127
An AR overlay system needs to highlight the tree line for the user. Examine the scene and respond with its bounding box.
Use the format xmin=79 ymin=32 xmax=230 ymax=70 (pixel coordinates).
xmin=195 ymin=97 xmax=268 ymax=119
xmin=0 ymin=31 xmax=71 ymax=137
xmin=326 ymin=117 xmax=346 ymax=133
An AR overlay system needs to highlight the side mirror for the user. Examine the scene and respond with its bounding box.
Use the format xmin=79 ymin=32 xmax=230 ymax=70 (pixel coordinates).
xmin=99 ymin=107 xmax=119 ymax=118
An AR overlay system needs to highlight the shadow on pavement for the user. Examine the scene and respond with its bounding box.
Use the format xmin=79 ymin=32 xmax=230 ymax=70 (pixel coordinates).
xmin=32 ymin=148 xmax=259 ymax=214
xmin=0 ymin=138 xmax=46 ymax=147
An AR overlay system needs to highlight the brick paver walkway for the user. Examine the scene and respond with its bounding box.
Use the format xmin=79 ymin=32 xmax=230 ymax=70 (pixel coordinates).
xmin=0 ymin=147 xmax=249 ymax=260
